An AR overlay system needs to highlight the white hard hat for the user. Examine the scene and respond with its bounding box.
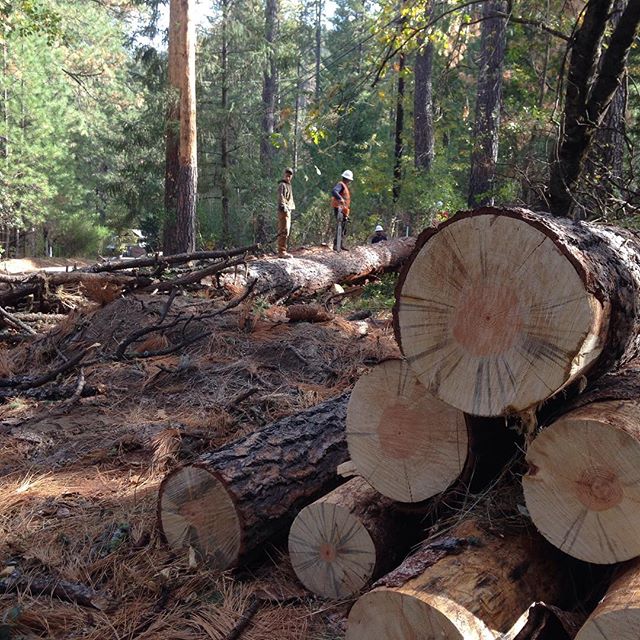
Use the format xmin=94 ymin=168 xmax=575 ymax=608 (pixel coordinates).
xmin=375 ymin=225 xmax=384 ymax=232
xmin=341 ymin=170 xmax=353 ymax=181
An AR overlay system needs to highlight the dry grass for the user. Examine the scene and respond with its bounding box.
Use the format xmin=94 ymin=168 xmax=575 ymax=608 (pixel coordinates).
xmin=0 ymin=292 xmax=397 ymax=638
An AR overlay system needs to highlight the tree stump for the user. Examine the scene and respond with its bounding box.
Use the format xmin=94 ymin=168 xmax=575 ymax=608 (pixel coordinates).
xmin=523 ymin=397 xmax=640 ymax=564
xmin=576 ymin=558 xmax=640 ymax=639
xmin=288 ymin=477 xmax=415 ymax=599
xmin=394 ymin=207 xmax=640 ymax=416
xmin=346 ymin=519 xmax=567 ymax=640
xmin=158 ymin=393 xmax=349 ymax=569
xmin=346 ymin=359 xmax=468 ymax=502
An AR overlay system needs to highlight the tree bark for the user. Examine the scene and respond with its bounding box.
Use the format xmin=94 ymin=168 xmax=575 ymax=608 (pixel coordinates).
xmin=394 ymin=207 xmax=640 ymax=416
xmin=163 ymin=0 xmax=197 ymax=254
xmin=260 ymin=0 xmax=278 ymax=168
xmin=158 ymin=393 xmax=349 ymax=570
xmin=548 ymin=0 xmax=640 ymax=217
xmin=524 ymin=360 xmax=640 ymax=564
xmin=220 ymin=0 xmax=231 ymax=246
xmin=414 ymin=0 xmax=435 ymax=172
xmin=467 ymin=0 xmax=508 ymax=208
xmin=220 ymin=236 xmax=415 ymax=301
xmin=314 ymin=0 xmax=322 ymax=103
xmin=392 ymin=52 xmax=405 ymax=208
xmin=575 ymin=557 xmax=640 ymax=639
xmin=289 ymin=477 xmax=417 ymax=599
xmin=346 ymin=519 xmax=567 ymax=640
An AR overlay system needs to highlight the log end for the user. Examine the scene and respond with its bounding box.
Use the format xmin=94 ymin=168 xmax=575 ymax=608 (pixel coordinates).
xmin=289 ymin=501 xmax=376 ymax=599
xmin=395 ymin=212 xmax=604 ymax=416
xmin=158 ymin=465 xmax=242 ymax=569
xmin=346 ymin=589 xmax=470 ymax=640
xmin=347 ymin=359 xmax=468 ymax=502
xmin=523 ymin=401 xmax=640 ymax=564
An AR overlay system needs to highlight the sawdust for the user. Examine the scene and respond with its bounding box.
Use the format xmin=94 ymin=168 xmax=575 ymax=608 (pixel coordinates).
xmin=0 ymin=291 xmax=397 ymax=639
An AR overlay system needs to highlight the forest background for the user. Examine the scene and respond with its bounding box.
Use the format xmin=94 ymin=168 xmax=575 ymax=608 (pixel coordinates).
xmin=1 ymin=0 xmax=638 ymax=257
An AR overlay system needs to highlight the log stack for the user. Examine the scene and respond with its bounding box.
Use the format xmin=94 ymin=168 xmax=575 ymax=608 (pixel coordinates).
xmin=156 ymin=207 xmax=640 ymax=636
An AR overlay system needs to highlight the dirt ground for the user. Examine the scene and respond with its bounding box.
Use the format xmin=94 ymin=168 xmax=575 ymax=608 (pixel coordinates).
xmin=0 ymin=258 xmax=94 ymax=275
xmin=0 ymin=289 xmax=398 ymax=639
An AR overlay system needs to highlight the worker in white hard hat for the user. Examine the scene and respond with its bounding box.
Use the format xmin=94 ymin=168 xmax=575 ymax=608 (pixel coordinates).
xmin=331 ymin=170 xmax=353 ymax=251
xmin=371 ymin=224 xmax=388 ymax=244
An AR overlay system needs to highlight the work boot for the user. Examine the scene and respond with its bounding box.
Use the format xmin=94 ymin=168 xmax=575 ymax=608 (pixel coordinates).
xmin=278 ymin=251 xmax=292 ymax=259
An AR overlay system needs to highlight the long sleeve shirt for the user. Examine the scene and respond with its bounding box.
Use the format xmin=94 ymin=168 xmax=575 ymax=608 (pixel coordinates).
xmin=278 ymin=180 xmax=295 ymax=212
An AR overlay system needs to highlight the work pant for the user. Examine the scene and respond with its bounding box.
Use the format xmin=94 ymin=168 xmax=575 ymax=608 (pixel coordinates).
xmin=333 ymin=207 xmax=348 ymax=249
xmin=277 ymin=208 xmax=291 ymax=254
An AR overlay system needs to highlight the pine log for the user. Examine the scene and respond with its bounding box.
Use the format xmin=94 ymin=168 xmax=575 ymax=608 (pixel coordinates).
xmin=394 ymin=206 xmax=640 ymax=416
xmin=158 ymin=393 xmax=349 ymax=570
xmin=523 ymin=362 xmax=640 ymax=564
xmin=576 ymin=557 xmax=640 ymax=640
xmin=288 ymin=477 xmax=416 ymax=599
xmin=346 ymin=358 xmax=469 ymax=502
xmin=221 ymin=237 xmax=416 ymax=301
xmin=346 ymin=520 xmax=567 ymax=640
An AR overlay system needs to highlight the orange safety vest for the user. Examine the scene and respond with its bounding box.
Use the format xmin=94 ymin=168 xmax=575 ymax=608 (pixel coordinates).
xmin=331 ymin=181 xmax=351 ymax=216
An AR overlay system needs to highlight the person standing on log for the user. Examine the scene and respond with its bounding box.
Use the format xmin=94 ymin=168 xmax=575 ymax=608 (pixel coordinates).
xmin=277 ymin=167 xmax=295 ymax=258
xmin=331 ymin=170 xmax=353 ymax=251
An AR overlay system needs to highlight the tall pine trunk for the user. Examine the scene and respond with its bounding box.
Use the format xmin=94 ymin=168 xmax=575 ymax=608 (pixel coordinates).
xmin=220 ymin=0 xmax=231 ymax=246
xmin=260 ymin=0 xmax=278 ymax=169
xmin=548 ymin=0 xmax=640 ymax=217
xmin=164 ymin=0 xmax=197 ymax=254
xmin=314 ymin=0 xmax=322 ymax=103
xmin=392 ymin=53 xmax=405 ymax=209
xmin=414 ymin=0 xmax=435 ymax=171
xmin=467 ymin=0 xmax=508 ymax=208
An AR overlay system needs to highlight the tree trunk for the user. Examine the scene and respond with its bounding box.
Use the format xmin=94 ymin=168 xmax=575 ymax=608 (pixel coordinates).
xmin=158 ymin=393 xmax=349 ymax=570
xmin=346 ymin=519 xmax=567 ymax=640
xmin=221 ymin=236 xmax=416 ymax=300
xmin=467 ymin=0 xmax=508 ymax=208
xmin=260 ymin=0 xmax=278 ymax=168
xmin=219 ymin=0 xmax=231 ymax=247
xmin=548 ymin=0 xmax=640 ymax=217
xmin=163 ymin=0 xmax=197 ymax=254
xmin=346 ymin=358 xmax=469 ymax=502
xmin=575 ymin=557 xmax=640 ymax=639
xmin=524 ymin=361 xmax=640 ymax=564
xmin=392 ymin=52 xmax=405 ymax=208
xmin=288 ymin=477 xmax=417 ymax=599
xmin=394 ymin=207 xmax=640 ymax=416
xmin=414 ymin=0 xmax=435 ymax=171
xmin=314 ymin=0 xmax=322 ymax=103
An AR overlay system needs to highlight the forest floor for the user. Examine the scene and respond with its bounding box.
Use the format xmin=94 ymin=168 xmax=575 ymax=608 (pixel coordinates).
xmin=0 ymin=279 xmax=399 ymax=639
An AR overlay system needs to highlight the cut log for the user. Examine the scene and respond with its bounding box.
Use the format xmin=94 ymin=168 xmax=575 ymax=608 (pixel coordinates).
xmin=394 ymin=207 xmax=640 ymax=416
xmin=158 ymin=393 xmax=349 ymax=570
xmin=346 ymin=358 xmax=469 ymax=502
xmin=576 ymin=558 xmax=640 ymax=640
xmin=288 ymin=477 xmax=415 ymax=599
xmin=221 ymin=237 xmax=416 ymax=301
xmin=523 ymin=363 xmax=640 ymax=563
xmin=346 ymin=519 xmax=567 ymax=640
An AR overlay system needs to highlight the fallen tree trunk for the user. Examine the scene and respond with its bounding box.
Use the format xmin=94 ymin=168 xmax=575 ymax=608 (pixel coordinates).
xmin=288 ymin=476 xmax=417 ymax=599
xmin=394 ymin=207 xmax=640 ymax=416
xmin=158 ymin=393 xmax=349 ymax=569
xmin=220 ymin=238 xmax=416 ymax=301
xmin=346 ymin=519 xmax=567 ymax=640
xmin=576 ymin=557 xmax=640 ymax=639
xmin=523 ymin=363 xmax=640 ymax=564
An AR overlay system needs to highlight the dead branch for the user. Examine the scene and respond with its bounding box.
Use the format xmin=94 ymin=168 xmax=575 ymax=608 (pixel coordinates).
xmin=0 ymin=343 xmax=100 ymax=390
xmin=0 ymin=305 xmax=37 ymax=335
xmin=0 ymin=569 xmax=109 ymax=610
xmin=87 ymin=243 xmax=260 ymax=273
xmin=147 ymin=256 xmax=246 ymax=292
xmin=224 ymin=594 xmax=261 ymax=640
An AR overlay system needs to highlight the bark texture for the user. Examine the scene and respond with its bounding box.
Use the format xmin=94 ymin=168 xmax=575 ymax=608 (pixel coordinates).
xmin=158 ymin=393 xmax=349 ymax=568
xmin=222 ymin=236 xmax=416 ymax=301
xmin=260 ymin=0 xmax=278 ymax=167
xmin=467 ymin=0 xmax=508 ymax=208
xmin=347 ymin=519 xmax=567 ymax=639
xmin=414 ymin=0 xmax=435 ymax=171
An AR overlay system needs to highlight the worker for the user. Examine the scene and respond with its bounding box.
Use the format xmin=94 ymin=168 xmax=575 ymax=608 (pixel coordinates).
xmin=371 ymin=225 xmax=388 ymax=244
xmin=277 ymin=167 xmax=295 ymax=258
xmin=331 ymin=170 xmax=353 ymax=251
